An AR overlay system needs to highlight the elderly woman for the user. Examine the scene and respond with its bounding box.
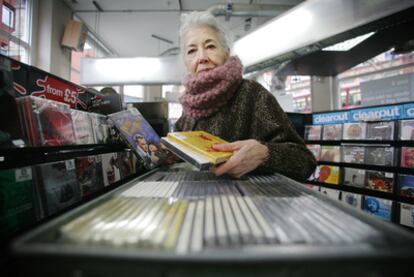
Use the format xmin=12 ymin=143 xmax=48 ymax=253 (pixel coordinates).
xmin=175 ymin=11 xmax=316 ymax=182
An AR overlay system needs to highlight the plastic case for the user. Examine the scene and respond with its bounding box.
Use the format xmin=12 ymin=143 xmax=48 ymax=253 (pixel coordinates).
xmin=12 ymin=169 xmax=414 ymax=277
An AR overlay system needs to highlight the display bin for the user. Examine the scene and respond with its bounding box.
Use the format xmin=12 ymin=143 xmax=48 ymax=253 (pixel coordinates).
xmin=12 ymin=167 xmax=414 ymax=277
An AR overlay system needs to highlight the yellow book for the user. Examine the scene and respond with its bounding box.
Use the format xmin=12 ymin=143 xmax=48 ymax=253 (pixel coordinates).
xmin=161 ymin=131 xmax=233 ymax=170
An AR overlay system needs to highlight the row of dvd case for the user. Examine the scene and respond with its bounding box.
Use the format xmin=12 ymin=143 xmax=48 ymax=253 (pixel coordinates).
xmin=305 ymin=184 xmax=414 ymax=228
xmin=307 ymin=144 xmax=414 ymax=168
xmin=304 ymin=120 xmax=414 ymax=141
xmin=16 ymin=96 xmax=112 ymax=146
xmin=0 ymin=151 xmax=136 ymax=241
xmin=58 ymin=174 xmax=382 ymax=251
xmin=308 ymin=165 xmax=401 ymax=194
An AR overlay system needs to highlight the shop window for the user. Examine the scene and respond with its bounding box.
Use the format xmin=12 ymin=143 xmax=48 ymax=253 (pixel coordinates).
xmin=2 ymin=3 xmax=15 ymax=28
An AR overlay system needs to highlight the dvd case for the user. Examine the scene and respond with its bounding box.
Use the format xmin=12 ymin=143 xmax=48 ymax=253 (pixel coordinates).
xmin=89 ymin=113 xmax=110 ymax=144
xmin=161 ymin=131 xmax=233 ymax=170
xmin=320 ymin=145 xmax=341 ymax=163
xmin=400 ymin=147 xmax=414 ymax=168
xmin=306 ymin=144 xmax=321 ymax=161
xmin=101 ymin=152 xmax=122 ymax=186
xmin=304 ymin=125 xmax=322 ymax=141
xmin=0 ymin=167 xmax=36 ymax=240
xmin=366 ymin=121 xmax=395 ymax=140
xmin=400 ymin=203 xmax=414 ymax=228
xmin=343 ymin=168 xmax=366 ymax=188
xmin=363 ymin=196 xmax=392 ymax=221
xmin=341 ymin=192 xmax=362 ymax=209
xmin=398 ymin=119 xmax=414 ymax=140
xmin=71 ymin=110 xmax=96 ymax=145
xmin=34 ymin=160 xmax=81 ymax=216
xmin=341 ymin=145 xmax=365 ymax=164
xmin=342 ymin=122 xmax=367 ymax=140
xmin=108 ymin=108 xmax=167 ymax=169
xmin=398 ymin=174 xmax=414 ymax=198
xmin=318 ymin=165 xmax=340 ymax=185
xmin=75 ymin=156 xmax=104 ymax=197
xmin=322 ymin=124 xmax=342 ymax=141
xmin=320 ymin=187 xmax=341 ymax=200
xmin=365 ymin=146 xmax=395 ymax=166
xmin=365 ymin=170 xmax=394 ymax=193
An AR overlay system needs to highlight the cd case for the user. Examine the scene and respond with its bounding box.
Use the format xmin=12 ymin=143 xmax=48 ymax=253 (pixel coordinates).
xmin=342 ymin=123 xmax=367 ymax=140
xmin=304 ymin=125 xmax=322 ymax=141
xmin=322 ymin=124 xmax=342 ymax=141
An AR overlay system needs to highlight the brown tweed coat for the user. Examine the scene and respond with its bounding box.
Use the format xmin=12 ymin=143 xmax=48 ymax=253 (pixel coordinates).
xmin=175 ymin=79 xmax=316 ymax=182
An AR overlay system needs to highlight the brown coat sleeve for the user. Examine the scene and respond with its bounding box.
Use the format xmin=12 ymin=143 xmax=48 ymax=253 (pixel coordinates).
xmin=248 ymin=82 xmax=317 ymax=182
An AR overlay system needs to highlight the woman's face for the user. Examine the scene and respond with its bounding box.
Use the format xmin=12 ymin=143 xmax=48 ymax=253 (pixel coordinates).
xmin=183 ymin=26 xmax=229 ymax=76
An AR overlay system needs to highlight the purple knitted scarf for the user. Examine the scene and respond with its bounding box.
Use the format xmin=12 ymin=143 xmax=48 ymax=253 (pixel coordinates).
xmin=180 ymin=56 xmax=243 ymax=120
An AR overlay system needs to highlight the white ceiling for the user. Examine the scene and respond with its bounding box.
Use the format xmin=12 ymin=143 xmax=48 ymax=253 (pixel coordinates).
xmin=63 ymin=0 xmax=305 ymax=57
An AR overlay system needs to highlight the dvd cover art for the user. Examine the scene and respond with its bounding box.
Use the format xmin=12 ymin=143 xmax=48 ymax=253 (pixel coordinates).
xmin=31 ymin=96 xmax=76 ymax=146
xmin=322 ymin=124 xmax=342 ymax=141
xmin=320 ymin=145 xmax=341 ymax=163
xmin=75 ymin=156 xmax=104 ymax=197
xmin=341 ymin=145 xmax=365 ymax=164
xmin=108 ymin=108 xmax=167 ymax=169
xmin=400 ymin=203 xmax=414 ymax=228
xmin=366 ymin=121 xmax=395 ymax=140
xmin=366 ymin=170 xmax=394 ymax=193
xmin=401 ymin=147 xmax=414 ymax=168
xmin=35 ymin=160 xmax=81 ymax=216
xmin=342 ymin=122 xmax=367 ymax=140
xmin=363 ymin=196 xmax=392 ymax=221
xmin=304 ymin=125 xmax=322 ymax=141
xmin=320 ymin=187 xmax=341 ymax=200
xmin=71 ymin=110 xmax=96 ymax=145
xmin=365 ymin=147 xmax=395 ymax=166
xmin=341 ymin=192 xmax=362 ymax=209
xmin=399 ymin=119 xmax=414 ymax=140
xmin=90 ymin=113 xmax=110 ymax=144
xmin=0 ymin=167 xmax=36 ymax=240
xmin=306 ymin=144 xmax=321 ymax=161
xmin=318 ymin=165 xmax=340 ymax=185
xmin=101 ymin=152 xmax=121 ymax=186
xmin=343 ymin=168 xmax=366 ymax=188
xmin=164 ymin=131 xmax=233 ymax=165
xmin=398 ymin=174 xmax=414 ymax=198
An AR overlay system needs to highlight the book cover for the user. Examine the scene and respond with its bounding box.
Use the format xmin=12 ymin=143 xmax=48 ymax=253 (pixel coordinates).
xmin=318 ymin=165 xmax=340 ymax=185
xmin=365 ymin=170 xmax=394 ymax=193
xmin=400 ymin=203 xmax=414 ymax=228
xmin=341 ymin=145 xmax=365 ymax=164
xmin=399 ymin=119 xmax=414 ymax=140
xmin=363 ymin=196 xmax=392 ymax=221
xmin=306 ymin=144 xmax=321 ymax=161
xmin=365 ymin=147 xmax=395 ymax=166
xmin=304 ymin=125 xmax=322 ymax=141
xmin=343 ymin=168 xmax=366 ymax=188
xmin=341 ymin=192 xmax=362 ymax=209
xmin=398 ymin=174 xmax=414 ymax=198
xmin=342 ymin=122 xmax=367 ymax=140
xmin=164 ymin=131 xmax=233 ymax=165
xmin=320 ymin=145 xmax=341 ymax=163
xmin=322 ymin=124 xmax=342 ymax=141
xmin=400 ymin=147 xmax=414 ymax=168
xmin=0 ymin=167 xmax=36 ymax=241
xmin=108 ymin=108 xmax=167 ymax=169
xmin=366 ymin=121 xmax=395 ymax=140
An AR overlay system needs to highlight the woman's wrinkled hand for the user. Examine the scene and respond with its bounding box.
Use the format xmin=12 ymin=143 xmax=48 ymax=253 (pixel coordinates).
xmin=212 ymin=139 xmax=269 ymax=178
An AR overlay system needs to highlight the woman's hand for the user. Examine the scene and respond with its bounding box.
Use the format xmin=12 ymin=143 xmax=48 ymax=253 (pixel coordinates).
xmin=212 ymin=139 xmax=269 ymax=178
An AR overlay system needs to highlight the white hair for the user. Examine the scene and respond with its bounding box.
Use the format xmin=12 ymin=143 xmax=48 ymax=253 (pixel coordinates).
xmin=179 ymin=11 xmax=233 ymax=55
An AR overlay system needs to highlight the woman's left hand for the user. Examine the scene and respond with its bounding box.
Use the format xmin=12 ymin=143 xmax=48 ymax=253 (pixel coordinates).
xmin=212 ymin=139 xmax=269 ymax=178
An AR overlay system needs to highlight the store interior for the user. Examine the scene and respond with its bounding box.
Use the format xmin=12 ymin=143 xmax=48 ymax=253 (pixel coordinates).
xmin=1 ymin=0 xmax=414 ymax=276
